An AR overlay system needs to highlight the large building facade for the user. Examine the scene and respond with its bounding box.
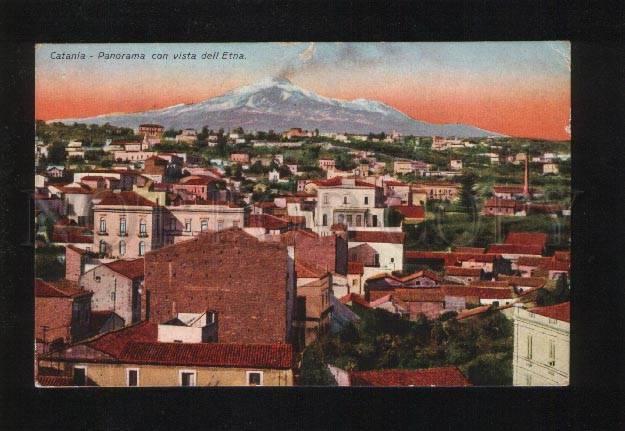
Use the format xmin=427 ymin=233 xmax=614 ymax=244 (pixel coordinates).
xmin=512 ymin=302 xmax=570 ymax=386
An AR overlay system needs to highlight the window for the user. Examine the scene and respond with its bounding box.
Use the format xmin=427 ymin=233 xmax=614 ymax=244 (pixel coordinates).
xmin=73 ymin=366 xmax=87 ymax=386
xmin=170 ymin=218 xmax=176 ymax=231
xmin=322 ymin=214 xmax=328 ymax=226
xmin=346 ymin=215 xmax=352 ymax=226
xmin=232 ymin=220 xmax=239 ymax=228
xmin=126 ymin=368 xmax=139 ymax=387
xmin=139 ymin=241 xmax=145 ymax=256
xmin=364 ymin=196 xmax=369 ymax=205
xmin=527 ymin=335 xmax=533 ymax=359
xmin=201 ymin=219 xmax=208 ymax=232
xmin=337 ymin=214 xmax=344 ymax=224
xmin=119 ymin=217 xmax=126 ymax=234
xmin=343 ymin=196 xmax=348 ymax=204
xmin=184 ymin=219 xmax=191 ymax=232
xmin=548 ymin=339 xmax=556 ymax=366
xmin=355 ymin=215 xmax=362 ymax=227
xmin=372 ymin=215 xmax=378 ymax=227
xmin=119 ymin=240 xmax=126 ymax=256
xmin=246 ymin=371 xmax=263 ymax=386
xmin=323 ymin=194 xmax=329 ymax=204
xmin=179 ymin=370 xmax=196 ymax=387
xmin=217 ymin=221 xmax=224 ymax=231
xmin=140 ymin=219 xmax=147 ymax=234
xmin=99 ymin=240 xmax=106 ymax=255
xmin=99 ymin=217 xmax=107 ymax=233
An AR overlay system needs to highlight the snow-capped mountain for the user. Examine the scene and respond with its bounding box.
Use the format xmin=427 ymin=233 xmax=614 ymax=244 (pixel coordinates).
xmin=50 ymin=77 xmax=503 ymax=137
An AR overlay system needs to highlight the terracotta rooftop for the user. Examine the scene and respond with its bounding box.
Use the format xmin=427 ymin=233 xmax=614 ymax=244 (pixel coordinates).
xmin=391 ymin=205 xmax=426 ymax=219
xmin=348 ymin=230 xmax=405 ymax=244
xmin=247 ymin=214 xmax=289 ymax=230
xmin=384 ymin=180 xmax=408 ymax=187
xmin=36 ymin=375 xmax=74 ymax=387
xmin=393 ymin=288 xmax=445 ymax=302
xmin=103 ymin=258 xmax=145 ymax=280
xmin=340 ymin=293 xmax=370 ymax=308
xmin=398 ymin=269 xmax=441 ymax=283
xmin=349 ymin=367 xmax=471 ymax=387
xmin=505 ymin=232 xmax=548 ymax=248
xmin=35 ymin=279 xmax=89 ymax=298
xmin=530 ymin=301 xmax=570 ymax=323
xmin=347 ymin=261 xmax=364 ymax=275
xmin=52 ymin=226 xmax=94 ymax=244
xmin=95 ymin=191 xmax=157 ymax=208
xmin=295 ymin=260 xmax=328 ymax=279
xmin=445 ymin=266 xmax=483 ymax=277
xmin=119 ymin=341 xmax=294 ymax=369
xmin=497 ymin=275 xmax=546 ymax=288
xmin=486 ymin=244 xmax=543 ymax=256
xmin=484 ymin=198 xmax=519 ymax=208
xmin=453 ymin=247 xmax=485 ymax=253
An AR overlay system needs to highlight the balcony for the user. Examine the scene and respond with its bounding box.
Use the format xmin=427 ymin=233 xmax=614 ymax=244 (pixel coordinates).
xmin=98 ymin=231 xmax=108 ymax=236
xmin=138 ymin=232 xmax=149 ymax=238
xmin=118 ymin=231 xmax=128 ymax=237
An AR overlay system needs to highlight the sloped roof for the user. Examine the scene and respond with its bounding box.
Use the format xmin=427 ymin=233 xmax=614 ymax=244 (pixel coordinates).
xmin=347 ymin=261 xmax=364 ymax=275
xmin=35 ymin=279 xmax=89 ymax=298
xmin=340 ymin=293 xmax=370 ymax=308
xmin=349 ymin=367 xmax=471 ymax=387
xmin=530 ymin=301 xmax=570 ymax=323
xmin=445 ymin=266 xmax=483 ymax=277
xmin=95 ymin=191 xmax=157 ymax=207
xmin=391 ymin=205 xmax=426 ymax=219
xmin=348 ymin=230 xmax=405 ymax=244
xmin=247 ymin=214 xmax=289 ymax=230
xmin=103 ymin=259 xmax=145 ymax=280
xmin=119 ymin=342 xmax=294 ymax=369
xmin=486 ymin=244 xmax=543 ymax=255
xmin=295 ymin=260 xmax=328 ymax=279
xmin=505 ymin=232 xmax=548 ymax=248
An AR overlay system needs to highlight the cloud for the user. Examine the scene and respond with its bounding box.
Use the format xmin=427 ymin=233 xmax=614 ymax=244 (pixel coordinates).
xmin=299 ymin=42 xmax=316 ymax=62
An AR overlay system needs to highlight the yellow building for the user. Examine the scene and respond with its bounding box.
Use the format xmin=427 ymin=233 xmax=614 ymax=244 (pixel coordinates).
xmin=38 ymin=322 xmax=295 ymax=387
xmin=512 ymin=302 xmax=570 ymax=386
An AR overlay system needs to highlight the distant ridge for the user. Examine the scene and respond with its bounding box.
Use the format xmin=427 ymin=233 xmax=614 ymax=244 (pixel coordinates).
xmin=49 ymin=77 xmax=505 ymax=138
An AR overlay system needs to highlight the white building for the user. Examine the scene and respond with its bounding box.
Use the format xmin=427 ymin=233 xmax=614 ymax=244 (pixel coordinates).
xmin=512 ymin=302 xmax=570 ymax=386
xmin=313 ymin=177 xmax=384 ymax=233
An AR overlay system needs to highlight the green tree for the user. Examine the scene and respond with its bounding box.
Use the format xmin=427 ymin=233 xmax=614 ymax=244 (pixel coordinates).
xmin=47 ymin=142 xmax=66 ymax=164
xmin=299 ymin=343 xmax=337 ymax=386
xmin=459 ymin=172 xmax=478 ymax=215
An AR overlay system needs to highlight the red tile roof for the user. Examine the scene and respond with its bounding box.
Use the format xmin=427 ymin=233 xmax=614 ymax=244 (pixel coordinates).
xmin=484 ymin=198 xmax=519 ymax=208
xmin=398 ymin=269 xmax=440 ymax=283
xmin=349 ymin=367 xmax=471 ymax=387
xmin=247 ymin=214 xmax=289 ymax=230
xmin=95 ymin=191 xmax=157 ymax=207
xmin=52 ymin=226 xmax=94 ymax=244
xmin=453 ymin=247 xmax=485 ymax=253
xmin=486 ymin=244 xmax=543 ymax=255
xmin=348 ymin=230 xmax=405 ymax=244
xmin=340 ymin=293 xmax=370 ymax=308
xmin=384 ymin=180 xmax=407 ymax=187
xmin=454 ymin=253 xmax=500 ymax=263
xmin=530 ymin=301 xmax=570 ymax=323
xmin=497 ymin=275 xmax=546 ymax=288
xmin=87 ymin=321 xmax=159 ymax=357
xmin=517 ymin=256 xmax=552 ymax=267
xmin=347 ymin=261 xmax=364 ymax=275
xmin=295 ymin=260 xmax=328 ymax=279
xmin=104 ymin=259 xmax=145 ymax=280
xmin=119 ymin=341 xmax=294 ymax=369
xmin=554 ymin=251 xmax=571 ymax=262
xmin=493 ymin=185 xmax=526 ymax=193
xmin=445 ymin=266 xmax=482 ymax=277
xmin=505 ymin=232 xmax=548 ymax=248
xmin=35 ymin=279 xmax=89 ymax=298
xmin=393 ymin=288 xmax=445 ymax=302
xmin=391 ymin=205 xmax=426 ymax=219
xmin=469 ymin=280 xmax=510 ymax=288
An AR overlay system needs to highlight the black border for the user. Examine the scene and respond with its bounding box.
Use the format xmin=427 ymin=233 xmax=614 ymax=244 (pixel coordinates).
xmin=2 ymin=1 xmax=625 ymax=429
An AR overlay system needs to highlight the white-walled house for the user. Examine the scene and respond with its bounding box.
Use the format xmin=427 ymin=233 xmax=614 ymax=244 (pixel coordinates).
xmin=347 ymin=228 xmax=405 ymax=288
xmin=512 ymin=302 xmax=570 ymax=386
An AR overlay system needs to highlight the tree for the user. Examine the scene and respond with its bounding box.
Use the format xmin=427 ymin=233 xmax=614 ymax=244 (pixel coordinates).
xmin=459 ymin=172 xmax=478 ymax=216
xmin=299 ymin=343 xmax=337 ymax=386
xmin=47 ymin=142 xmax=66 ymax=164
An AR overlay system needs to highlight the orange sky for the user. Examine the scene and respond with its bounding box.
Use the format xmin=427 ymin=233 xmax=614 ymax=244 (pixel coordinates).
xmin=36 ymin=43 xmax=571 ymax=140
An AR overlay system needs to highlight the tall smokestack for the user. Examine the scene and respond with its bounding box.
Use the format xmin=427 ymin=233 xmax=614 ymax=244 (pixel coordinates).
xmin=523 ymin=151 xmax=530 ymax=197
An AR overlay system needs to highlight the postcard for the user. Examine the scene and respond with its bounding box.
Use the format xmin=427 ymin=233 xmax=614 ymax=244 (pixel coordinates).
xmin=33 ymin=42 xmax=570 ymax=387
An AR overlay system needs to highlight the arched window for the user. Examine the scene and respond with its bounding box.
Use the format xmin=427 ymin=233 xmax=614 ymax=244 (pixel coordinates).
xmin=99 ymin=240 xmax=106 ymax=255
xmin=322 ymin=214 xmax=328 ymax=226
xmin=343 ymin=195 xmax=348 ymax=204
xmin=139 ymin=219 xmax=147 ymax=234
xmin=119 ymin=240 xmax=126 ymax=256
xmin=139 ymin=241 xmax=145 ymax=256
xmin=99 ymin=217 xmax=106 ymax=233
xmin=119 ymin=217 xmax=127 ymax=235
